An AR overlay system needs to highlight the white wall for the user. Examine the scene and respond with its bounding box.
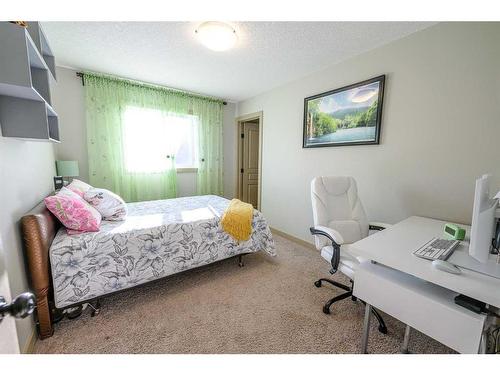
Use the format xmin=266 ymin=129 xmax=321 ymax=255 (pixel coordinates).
xmin=52 ymin=67 xmax=237 ymax=197
xmin=52 ymin=67 xmax=88 ymax=181
xmin=237 ymin=22 xmax=500 ymax=243
xmin=0 ymin=136 xmax=55 ymax=352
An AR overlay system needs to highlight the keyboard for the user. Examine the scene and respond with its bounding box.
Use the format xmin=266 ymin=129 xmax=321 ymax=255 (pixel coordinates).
xmin=413 ymin=237 xmax=461 ymax=261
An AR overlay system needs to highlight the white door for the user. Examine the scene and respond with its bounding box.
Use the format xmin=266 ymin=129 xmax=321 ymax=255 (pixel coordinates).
xmin=240 ymin=121 xmax=259 ymax=208
xmin=0 ymin=240 xmax=20 ymax=354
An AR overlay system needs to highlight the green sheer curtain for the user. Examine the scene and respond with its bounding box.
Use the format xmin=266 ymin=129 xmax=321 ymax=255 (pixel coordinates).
xmin=194 ymin=99 xmax=224 ymax=196
xmin=84 ymin=72 xmax=224 ymax=202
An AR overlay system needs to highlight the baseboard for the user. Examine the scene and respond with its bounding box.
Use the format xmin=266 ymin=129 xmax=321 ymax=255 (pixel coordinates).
xmin=270 ymin=227 xmax=316 ymax=250
xmin=22 ymin=327 xmax=37 ymax=354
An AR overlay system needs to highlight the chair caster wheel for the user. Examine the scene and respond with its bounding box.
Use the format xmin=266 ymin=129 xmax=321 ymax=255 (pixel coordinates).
xmin=378 ymin=326 xmax=388 ymax=334
xmin=314 ymin=280 xmax=322 ymax=288
xmin=322 ymin=306 xmax=331 ymax=314
xmin=351 ymin=296 xmax=357 ymax=302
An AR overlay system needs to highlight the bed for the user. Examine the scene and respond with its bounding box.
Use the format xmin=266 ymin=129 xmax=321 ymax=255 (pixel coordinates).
xmin=21 ymin=195 xmax=275 ymax=339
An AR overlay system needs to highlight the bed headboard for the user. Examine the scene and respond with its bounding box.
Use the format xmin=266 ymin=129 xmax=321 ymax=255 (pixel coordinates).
xmin=21 ymin=201 xmax=60 ymax=339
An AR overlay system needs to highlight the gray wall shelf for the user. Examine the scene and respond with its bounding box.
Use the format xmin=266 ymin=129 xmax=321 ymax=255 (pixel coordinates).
xmin=0 ymin=22 xmax=59 ymax=142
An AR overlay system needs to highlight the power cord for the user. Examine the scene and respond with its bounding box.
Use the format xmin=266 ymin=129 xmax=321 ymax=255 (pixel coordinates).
xmin=487 ymin=326 xmax=500 ymax=354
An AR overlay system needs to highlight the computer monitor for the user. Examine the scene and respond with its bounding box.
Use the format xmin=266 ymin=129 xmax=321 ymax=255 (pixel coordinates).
xmin=469 ymin=174 xmax=498 ymax=263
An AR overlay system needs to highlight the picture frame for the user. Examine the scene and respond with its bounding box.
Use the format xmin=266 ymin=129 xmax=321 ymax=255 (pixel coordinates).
xmin=303 ymin=75 xmax=385 ymax=148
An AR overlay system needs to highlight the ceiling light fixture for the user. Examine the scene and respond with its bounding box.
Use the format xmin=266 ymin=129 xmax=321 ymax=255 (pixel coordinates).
xmin=195 ymin=21 xmax=237 ymax=52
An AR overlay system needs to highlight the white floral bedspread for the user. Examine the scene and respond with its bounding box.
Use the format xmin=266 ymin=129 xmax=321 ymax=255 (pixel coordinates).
xmin=49 ymin=195 xmax=276 ymax=308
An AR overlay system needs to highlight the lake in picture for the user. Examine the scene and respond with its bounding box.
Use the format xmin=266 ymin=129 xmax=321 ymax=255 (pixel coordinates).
xmin=304 ymin=77 xmax=383 ymax=147
xmin=307 ymin=126 xmax=376 ymax=144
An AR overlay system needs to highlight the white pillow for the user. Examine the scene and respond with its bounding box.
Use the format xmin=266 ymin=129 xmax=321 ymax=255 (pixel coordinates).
xmin=84 ymin=188 xmax=127 ymax=221
xmin=57 ymin=186 xmax=85 ymax=199
xmin=67 ymin=179 xmax=93 ymax=197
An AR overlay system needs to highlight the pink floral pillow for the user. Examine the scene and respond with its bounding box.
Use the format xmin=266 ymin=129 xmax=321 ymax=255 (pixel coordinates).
xmin=45 ymin=188 xmax=102 ymax=234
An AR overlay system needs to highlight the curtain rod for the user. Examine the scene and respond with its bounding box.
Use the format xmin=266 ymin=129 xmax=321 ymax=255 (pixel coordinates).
xmin=75 ymin=72 xmax=227 ymax=105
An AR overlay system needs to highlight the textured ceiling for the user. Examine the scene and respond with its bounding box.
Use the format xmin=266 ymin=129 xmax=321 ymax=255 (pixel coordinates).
xmin=42 ymin=22 xmax=435 ymax=102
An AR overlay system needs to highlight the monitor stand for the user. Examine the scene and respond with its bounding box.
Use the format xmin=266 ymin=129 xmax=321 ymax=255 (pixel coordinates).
xmin=449 ymin=238 xmax=500 ymax=279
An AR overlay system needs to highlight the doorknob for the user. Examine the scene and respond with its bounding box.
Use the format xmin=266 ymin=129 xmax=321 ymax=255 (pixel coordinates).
xmin=0 ymin=292 xmax=36 ymax=323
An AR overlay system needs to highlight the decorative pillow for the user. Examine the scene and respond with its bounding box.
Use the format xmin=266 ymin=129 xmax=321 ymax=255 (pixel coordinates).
xmin=84 ymin=188 xmax=127 ymax=221
xmin=56 ymin=186 xmax=83 ymax=200
xmin=45 ymin=188 xmax=102 ymax=233
xmin=67 ymin=179 xmax=93 ymax=198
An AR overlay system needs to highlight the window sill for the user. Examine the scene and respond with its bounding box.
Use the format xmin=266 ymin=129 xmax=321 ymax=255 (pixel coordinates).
xmin=176 ymin=168 xmax=198 ymax=173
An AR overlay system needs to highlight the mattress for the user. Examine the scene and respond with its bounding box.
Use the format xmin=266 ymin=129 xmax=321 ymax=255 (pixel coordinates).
xmin=49 ymin=195 xmax=276 ymax=308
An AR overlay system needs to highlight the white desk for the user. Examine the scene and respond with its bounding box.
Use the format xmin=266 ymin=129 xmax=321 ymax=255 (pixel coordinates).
xmin=350 ymin=216 xmax=500 ymax=353
xmin=351 ymin=216 xmax=500 ymax=308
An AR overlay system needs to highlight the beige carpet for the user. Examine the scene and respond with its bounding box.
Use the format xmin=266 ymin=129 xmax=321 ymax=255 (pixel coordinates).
xmin=34 ymin=234 xmax=454 ymax=354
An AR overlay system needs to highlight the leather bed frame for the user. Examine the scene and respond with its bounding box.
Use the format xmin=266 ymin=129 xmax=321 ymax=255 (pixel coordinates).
xmin=21 ymin=202 xmax=60 ymax=339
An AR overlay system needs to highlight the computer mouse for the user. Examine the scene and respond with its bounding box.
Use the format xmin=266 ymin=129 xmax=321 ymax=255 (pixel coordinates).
xmin=431 ymin=260 xmax=462 ymax=275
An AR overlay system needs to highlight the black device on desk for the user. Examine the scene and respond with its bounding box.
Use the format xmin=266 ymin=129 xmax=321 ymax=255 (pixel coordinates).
xmin=454 ymin=294 xmax=486 ymax=314
xmin=53 ymin=176 xmax=64 ymax=191
xmin=492 ymin=220 xmax=500 ymax=254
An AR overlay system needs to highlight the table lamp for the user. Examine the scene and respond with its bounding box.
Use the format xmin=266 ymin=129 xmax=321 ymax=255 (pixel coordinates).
xmin=55 ymin=160 xmax=79 ymax=189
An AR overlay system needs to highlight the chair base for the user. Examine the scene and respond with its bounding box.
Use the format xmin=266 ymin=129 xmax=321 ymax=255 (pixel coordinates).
xmin=314 ymin=278 xmax=388 ymax=334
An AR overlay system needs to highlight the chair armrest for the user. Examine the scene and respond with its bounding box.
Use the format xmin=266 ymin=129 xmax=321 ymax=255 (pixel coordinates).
xmin=369 ymin=222 xmax=392 ymax=231
xmin=309 ymin=225 xmax=344 ymax=245
xmin=310 ymin=226 xmax=343 ymax=274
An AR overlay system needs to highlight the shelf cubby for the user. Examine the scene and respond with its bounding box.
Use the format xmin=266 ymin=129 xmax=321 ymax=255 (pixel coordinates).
xmin=48 ymin=114 xmax=60 ymax=142
xmin=27 ymin=22 xmax=57 ymax=80
xmin=30 ymin=66 xmax=51 ymax=104
xmin=0 ymin=96 xmax=59 ymax=142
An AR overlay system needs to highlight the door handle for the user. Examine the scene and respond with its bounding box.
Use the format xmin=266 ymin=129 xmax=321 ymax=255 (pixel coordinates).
xmin=0 ymin=292 xmax=36 ymax=323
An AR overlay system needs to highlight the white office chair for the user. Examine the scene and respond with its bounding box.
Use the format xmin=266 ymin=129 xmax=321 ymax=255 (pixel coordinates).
xmin=310 ymin=176 xmax=391 ymax=334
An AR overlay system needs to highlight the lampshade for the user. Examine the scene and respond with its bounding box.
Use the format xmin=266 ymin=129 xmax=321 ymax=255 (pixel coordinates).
xmin=56 ymin=160 xmax=79 ymax=177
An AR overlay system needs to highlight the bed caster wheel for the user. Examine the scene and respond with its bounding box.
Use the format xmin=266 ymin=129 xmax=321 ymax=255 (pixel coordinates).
xmin=322 ymin=306 xmax=331 ymax=315
xmin=66 ymin=306 xmax=83 ymax=320
xmin=378 ymin=326 xmax=388 ymax=334
xmin=314 ymin=280 xmax=322 ymax=288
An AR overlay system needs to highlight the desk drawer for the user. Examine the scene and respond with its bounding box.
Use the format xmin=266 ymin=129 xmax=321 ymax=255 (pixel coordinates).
xmin=353 ymin=261 xmax=486 ymax=353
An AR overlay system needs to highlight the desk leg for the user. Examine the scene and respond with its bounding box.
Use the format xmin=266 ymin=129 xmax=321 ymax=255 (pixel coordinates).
xmin=479 ymin=330 xmax=487 ymax=354
xmin=361 ymin=303 xmax=372 ymax=354
xmin=401 ymin=325 xmax=411 ymax=354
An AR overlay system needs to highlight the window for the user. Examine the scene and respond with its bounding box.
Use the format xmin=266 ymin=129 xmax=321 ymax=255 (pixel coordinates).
xmin=123 ymin=106 xmax=199 ymax=173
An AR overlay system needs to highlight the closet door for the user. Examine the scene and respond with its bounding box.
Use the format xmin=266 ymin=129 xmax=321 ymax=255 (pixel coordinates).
xmin=241 ymin=121 xmax=259 ymax=208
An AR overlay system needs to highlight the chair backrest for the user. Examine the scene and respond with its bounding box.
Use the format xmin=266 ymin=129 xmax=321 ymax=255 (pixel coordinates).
xmin=311 ymin=176 xmax=369 ymax=249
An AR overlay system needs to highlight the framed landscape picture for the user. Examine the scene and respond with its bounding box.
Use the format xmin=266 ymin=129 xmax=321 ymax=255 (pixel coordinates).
xmin=303 ymin=75 xmax=385 ymax=148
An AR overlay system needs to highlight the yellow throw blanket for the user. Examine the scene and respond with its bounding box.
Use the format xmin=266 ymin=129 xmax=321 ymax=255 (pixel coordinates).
xmin=221 ymin=199 xmax=253 ymax=241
